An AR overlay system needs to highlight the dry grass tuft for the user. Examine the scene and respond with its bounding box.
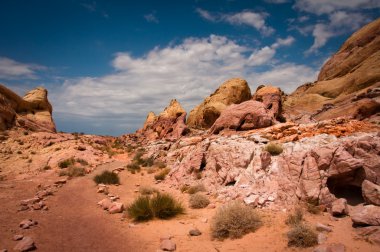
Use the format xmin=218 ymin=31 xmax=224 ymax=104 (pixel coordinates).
xmin=287 ymin=224 xmax=318 ymax=247
xmin=189 ymin=193 xmax=210 ymax=209
xmin=264 ymin=142 xmax=283 ymax=155
xmin=210 ymin=201 xmax=262 ymax=240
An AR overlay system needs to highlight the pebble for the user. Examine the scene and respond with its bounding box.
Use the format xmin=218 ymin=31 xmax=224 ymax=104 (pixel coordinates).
xmin=189 ymin=229 xmax=202 ymax=236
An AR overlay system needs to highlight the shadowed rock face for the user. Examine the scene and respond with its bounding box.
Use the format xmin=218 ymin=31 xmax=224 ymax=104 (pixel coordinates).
xmin=0 ymin=84 xmax=56 ymax=132
xmin=137 ymin=99 xmax=188 ymax=141
xmin=187 ymin=78 xmax=252 ymax=129
xmin=284 ymin=18 xmax=380 ymax=123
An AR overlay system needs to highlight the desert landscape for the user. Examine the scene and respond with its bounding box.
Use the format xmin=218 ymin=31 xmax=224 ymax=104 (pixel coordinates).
xmin=1 ymin=3 xmax=380 ymax=252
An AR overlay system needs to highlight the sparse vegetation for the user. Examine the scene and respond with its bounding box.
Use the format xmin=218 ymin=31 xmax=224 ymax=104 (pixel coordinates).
xmin=58 ymin=157 xmax=75 ymax=168
xmin=189 ymin=193 xmax=210 ymax=209
xmin=306 ymin=202 xmax=321 ymax=215
xmin=210 ymin=201 xmax=262 ymax=240
xmin=139 ymin=186 xmax=158 ymax=195
xmin=126 ymin=162 xmax=141 ymax=173
xmin=150 ymin=193 xmax=184 ymax=219
xmin=127 ymin=196 xmax=154 ymax=221
xmin=285 ymin=208 xmax=304 ymax=226
xmin=154 ymin=168 xmax=170 ymax=181
xmin=76 ymin=158 xmax=89 ymax=166
xmin=264 ymin=142 xmax=283 ymax=155
xmin=61 ymin=166 xmax=86 ymax=177
xmin=185 ymin=184 xmax=206 ymax=194
xmin=127 ymin=193 xmax=184 ymax=221
xmin=287 ymin=224 xmax=318 ymax=248
xmin=93 ymin=170 xmax=120 ymax=185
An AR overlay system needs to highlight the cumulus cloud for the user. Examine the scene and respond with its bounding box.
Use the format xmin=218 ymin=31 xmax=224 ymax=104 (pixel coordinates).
xmin=52 ymin=35 xmax=314 ymax=134
xmin=0 ymin=57 xmax=45 ymax=80
xmin=294 ymin=0 xmax=380 ymax=15
xmin=306 ymin=11 xmax=370 ymax=54
xmin=196 ymin=9 xmax=275 ymax=36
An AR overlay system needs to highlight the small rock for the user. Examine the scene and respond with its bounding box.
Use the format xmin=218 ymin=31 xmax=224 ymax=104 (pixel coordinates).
xmin=13 ymin=236 xmax=35 ymax=252
xmin=19 ymin=219 xmax=36 ymax=229
xmin=13 ymin=235 xmax=24 ymax=241
xmin=243 ymin=194 xmax=259 ymax=206
xmin=201 ymin=218 xmax=208 ymax=223
xmin=207 ymin=203 xmax=216 ymax=209
xmin=108 ymin=202 xmax=124 ymax=214
xmin=331 ymin=198 xmax=348 ymax=216
xmin=97 ymin=198 xmax=112 ymax=210
xmin=189 ymin=229 xmax=202 ymax=236
xmin=20 ymin=197 xmax=40 ymax=206
xmin=54 ymin=178 xmax=67 ymax=185
xmin=159 ymin=235 xmax=173 ymax=242
xmin=318 ymin=233 xmax=327 ymax=244
xmin=77 ymin=145 xmax=86 ymax=151
xmin=160 ymin=239 xmax=176 ymax=251
xmin=316 ymin=223 xmax=332 ymax=232
xmin=18 ymin=205 xmax=29 ymax=212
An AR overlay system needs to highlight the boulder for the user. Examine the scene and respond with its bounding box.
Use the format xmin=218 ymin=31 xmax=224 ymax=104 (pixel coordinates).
xmin=351 ymin=205 xmax=380 ymax=226
xmin=331 ymin=198 xmax=348 ymax=216
xmin=108 ymin=202 xmax=124 ymax=214
xmin=210 ymin=100 xmax=274 ymax=134
xmin=137 ymin=99 xmax=188 ymax=141
xmin=252 ymin=85 xmax=283 ymax=119
xmin=362 ymin=180 xmax=380 ymax=206
xmin=13 ymin=236 xmax=35 ymax=252
xmin=0 ymin=85 xmax=55 ymax=132
xmin=187 ymin=78 xmax=252 ymax=129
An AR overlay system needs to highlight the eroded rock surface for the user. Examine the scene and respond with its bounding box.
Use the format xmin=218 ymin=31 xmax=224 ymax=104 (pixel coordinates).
xmin=187 ymin=78 xmax=251 ymax=129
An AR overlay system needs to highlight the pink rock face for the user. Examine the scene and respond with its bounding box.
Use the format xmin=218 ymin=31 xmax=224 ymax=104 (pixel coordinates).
xmin=299 ymin=153 xmax=321 ymax=202
xmin=210 ymin=100 xmax=275 ymax=134
xmin=351 ymin=205 xmax=380 ymax=226
xmin=252 ymin=85 xmax=283 ymax=120
xmin=362 ymin=180 xmax=380 ymax=206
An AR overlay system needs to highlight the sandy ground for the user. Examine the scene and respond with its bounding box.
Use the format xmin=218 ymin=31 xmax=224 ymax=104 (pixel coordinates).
xmin=1 ymin=158 xmax=379 ymax=252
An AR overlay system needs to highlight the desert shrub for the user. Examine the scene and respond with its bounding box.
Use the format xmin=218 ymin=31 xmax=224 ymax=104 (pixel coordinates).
xmin=93 ymin=170 xmax=120 ymax=185
xmin=127 ymin=196 xmax=154 ymax=221
xmin=189 ymin=193 xmax=210 ymax=209
xmin=126 ymin=162 xmax=141 ymax=173
xmin=155 ymin=161 xmax=166 ymax=169
xmin=76 ymin=158 xmax=89 ymax=166
xmin=285 ymin=208 xmax=304 ymax=226
xmin=306 ymin=203 xmax=321 ymax=215
xmin=211 ymin=201 xmax=262 ymax=240
xmin=132 ymin=149 xmax=154 ymax=167
xmin=58 ymin=157 xmax=75 ymax=168
xmin=264 ymin=142 xmax=283 ymax=156
xmin=126 ymin=144 xmax=134 ymax=153
xmin=150 ymin=193 xmax=184 ymax=219
xmin=287 ymin=224 xmax=318 ymax=248
xmin=186 ymin=184 xmax=206 ymax=194
xmin=139 ymin=186 xmax=158 ymax=195
xmin=154 ymin=168 xmax=170 ymax=181
xmin=66 ymin=166 xmax=86 ymax=177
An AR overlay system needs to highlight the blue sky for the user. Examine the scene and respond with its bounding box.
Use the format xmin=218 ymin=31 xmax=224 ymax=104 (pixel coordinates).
xmin=0 ymin=0 xmax=379 ymax=135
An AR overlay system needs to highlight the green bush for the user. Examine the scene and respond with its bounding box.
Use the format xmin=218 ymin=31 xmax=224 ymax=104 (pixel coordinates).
xmin=287 ymin=224 xmax=318 ymax=248
xmin=58 ymin=157 xmax=75 ymax=168
xmin=264 ymin=142 xmax=283 ymax=155
xmin=210 ymin=201 xmax=262 ymax=240
xmin=150 ymin=193 xmax=184 ymax=219
xmin=127 ymin=196 xmax=154 ymax=221
xmin=93 ymin=170 xmax=120 ymax=185
xmin=154 ymin=168 xmax=170 ymax=181
xmin=189 ymin=193 xmax=210 ymax=209
xmin=127 ymin=193 xmax=184 ymax=221
xmin=285 ymin=208 xmax=304 ymax=226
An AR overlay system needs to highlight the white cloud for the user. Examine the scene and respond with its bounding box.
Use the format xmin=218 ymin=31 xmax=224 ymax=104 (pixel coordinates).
xmin=306 ymin=11 xmax=370 ymax=54
xmin=144 ymin=12 xmax=159 ymax=23
xmin=254 ymin=63 xmax=318 ymax=91
xmin=0 ymin=57 xmax=45 ymax=80
xmin=272 ymin=36 xmax=295 ymax=49
xmin=294 ymin=0 xmax=380 ymax=15
xmin=52 ymin=35 xmax=314 ymax=133
xmin=196 ymin=9 xmax=275 ymax=36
